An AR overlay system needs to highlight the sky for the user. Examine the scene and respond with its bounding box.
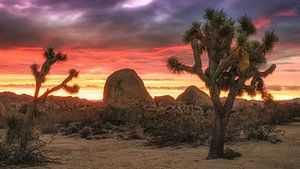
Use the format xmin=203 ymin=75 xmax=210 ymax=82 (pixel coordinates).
xmin=0 ymin=0 xmax=300 ymax=100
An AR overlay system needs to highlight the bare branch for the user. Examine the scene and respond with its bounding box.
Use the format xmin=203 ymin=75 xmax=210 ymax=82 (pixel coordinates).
xmin=38 ymin=69 xmax=80 ymax=102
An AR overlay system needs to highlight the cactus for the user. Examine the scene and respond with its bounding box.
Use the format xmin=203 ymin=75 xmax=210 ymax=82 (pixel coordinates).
xmin=167 ymin=9 xmax=278 ymax=159
xmin=19 ymin=47 xmax=80 ymax=154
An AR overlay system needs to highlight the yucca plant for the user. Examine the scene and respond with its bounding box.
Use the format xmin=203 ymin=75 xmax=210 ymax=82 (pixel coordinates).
xmin=167 ymin=9 xmax=278 ymax=159
xmin=4 ymin=113 xmax=24 ymax=144
xmin=20 ymin=47 xmax=80 ymax=154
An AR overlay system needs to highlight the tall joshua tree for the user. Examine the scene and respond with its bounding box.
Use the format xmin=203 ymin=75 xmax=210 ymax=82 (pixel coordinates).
xmin=167 ymin=9 xmax=278 ymax=159
xmin=20 ymin=47 xmax=80 ymax=153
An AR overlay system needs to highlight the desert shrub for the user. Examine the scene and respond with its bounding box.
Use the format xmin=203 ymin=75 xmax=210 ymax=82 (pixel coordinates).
xmin=79 ymin=126 xmax=93 ymax=139
xmin=231 ymin=103 xmax=285 ymax=141
xmin=246 ymin=124 xmax=285 ymax=141
xmin=142 ymin=105 xmax=213 ymax=146
xmin=0 ymin=113 xmax=49 ymax=166
xmin=4 ymin=113 xmax=24 ymax=144
xmin=0 ymin=131 xmax=48 ymax=166
xmin=38 ymin=122 xmax=59 ymax=134
xmin=262 ymin=101 xmax=291 ymax=124
xmin=99 ymin=104 xmax=143 ymax=127
xmin=36 ymin=110 xmax=98 ymax=134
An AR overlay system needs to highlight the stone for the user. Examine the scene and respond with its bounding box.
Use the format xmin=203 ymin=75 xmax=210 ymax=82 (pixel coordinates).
xmin=154 ymin=95 xmax=176 ymax=107
xmin=224 ymin=148 xmax=241 ymax=160
xmin=103 ymin=69 xmax=155 ymax=108
xmin=176 ymin=86 xmax=212 ymax=106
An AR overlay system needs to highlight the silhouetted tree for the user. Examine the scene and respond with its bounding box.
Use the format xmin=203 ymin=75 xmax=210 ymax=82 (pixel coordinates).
xmin=20 ymin=47 xmax=80 ymax=154
xmin=167 ymin=9 xmax=278 ymax=159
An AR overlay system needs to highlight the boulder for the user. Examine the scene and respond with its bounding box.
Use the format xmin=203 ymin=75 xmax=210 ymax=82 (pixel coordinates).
xmin=224 ymin=148 xmax=241 ymax=160
xmin=103 ymin=69 xmax=155 ymax=108
xmin=176 ymin=86 xmax=211 ymax=106
xmin=154 ymin=95 xmax=175 ymax=107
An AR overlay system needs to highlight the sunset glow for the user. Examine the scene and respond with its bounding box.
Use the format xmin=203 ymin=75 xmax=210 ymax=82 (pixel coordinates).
xmin=0 ymin=0 xmax=299 ymax=101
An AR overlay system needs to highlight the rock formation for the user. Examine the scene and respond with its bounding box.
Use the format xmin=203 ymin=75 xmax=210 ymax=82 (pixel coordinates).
xmin=176 ymin=86 xmax=211 ymax=106
xmin=103 ymin=69 xmax=155 ymax=108
xmin=154 ymin=95 xmax=175 ymax=107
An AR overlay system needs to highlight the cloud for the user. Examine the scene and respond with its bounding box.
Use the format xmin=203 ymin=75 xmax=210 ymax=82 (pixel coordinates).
xmin=0 ymin=0 xmax=299 ymax=77
xmin=253 ymin=17 xmax=271 ymax=29
xmin=274 ymin=8 xmax=297 ymax=17
xmin=267 ymin=85 xmax=300 ymax=91
xmin=281 ymin=69 xmax=300 ymax=72
xmin=146 ymin=86 xmax=206 ymax=90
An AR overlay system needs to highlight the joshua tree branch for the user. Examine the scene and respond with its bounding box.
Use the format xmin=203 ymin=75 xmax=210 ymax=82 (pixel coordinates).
xmin=38 ymin=69 xmax=79 ymax=102
xmin=242 ymin=76 xmax=259 ymax=91
xmin=167 ymin=56 xmax=196 ymax=74
xmin=224 ymin=76 xmax=246 ymax=124
xmin=191 ymin=40 xmax=209 ymax=83
xmin=211 ymin=53 xmax=235 ymax=82
xmin=247 ymin=64 xmax=276 ymax=78
xmin=258 ymin=64 xmax=276 ymax=77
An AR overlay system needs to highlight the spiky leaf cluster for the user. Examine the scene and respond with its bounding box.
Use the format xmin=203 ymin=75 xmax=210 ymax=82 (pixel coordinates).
xmin=167 ymin=57 xmax=185 ymax=74
xmin=29 ymin=47 xmax=80 ymax=101
xmin=31 ymin=47 xmax=69 ymax=83
xmin=167 ymin=8 xmax=278 ymax=98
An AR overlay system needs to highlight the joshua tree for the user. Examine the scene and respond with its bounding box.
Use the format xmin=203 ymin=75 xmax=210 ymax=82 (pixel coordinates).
xmin=167 ymin=9 xmax=278 ymax=159
xmin=20 ymin=47 xmax=80 ymax=154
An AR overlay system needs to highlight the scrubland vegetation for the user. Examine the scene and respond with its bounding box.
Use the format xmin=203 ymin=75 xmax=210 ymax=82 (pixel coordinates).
xmin=2 ymin=97 xmax=300 ymax=166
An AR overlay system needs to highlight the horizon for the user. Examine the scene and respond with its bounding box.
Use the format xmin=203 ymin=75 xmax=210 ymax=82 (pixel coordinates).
xmin=0 ymin=0 xmax=300 ymax=100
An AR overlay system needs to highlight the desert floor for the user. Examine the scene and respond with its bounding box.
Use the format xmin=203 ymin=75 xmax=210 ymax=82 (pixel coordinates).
xmin=3 ymin=122 xmax=300 ymax=169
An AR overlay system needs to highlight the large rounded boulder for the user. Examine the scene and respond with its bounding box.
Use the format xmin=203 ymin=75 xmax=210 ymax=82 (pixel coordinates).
xmin=103 ymin=69 xmax=155 ymax=108
xmin=176 ymin=86 xmax=212 ymax=106
xmin=154 ymin=95 xmax=175 ymax=107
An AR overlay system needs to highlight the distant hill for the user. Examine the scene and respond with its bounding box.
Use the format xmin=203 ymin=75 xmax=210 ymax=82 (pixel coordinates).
xmin=0 ymin=91 xmax=299 ymax=115
xmin=0 ymin=92 xmax=100 ymax=115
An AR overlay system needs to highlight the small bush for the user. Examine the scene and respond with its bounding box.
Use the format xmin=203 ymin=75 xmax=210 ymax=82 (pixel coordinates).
xmin=232 ymin=103 xmax=285 ymax=141
xmin=0 ymin=131 xmax=48 ymax=166
xmin=247 ymin=124 xmax=285 ymax=141
xmin=142 ymin=105 xmax=212 ymax=146
xmin=4 ymin=113 xmax=24 ymax=144
xmin=99 ymin=105 xmax=142 ymax=127
xmin=79 ymin=127 xmax=93 ymax=139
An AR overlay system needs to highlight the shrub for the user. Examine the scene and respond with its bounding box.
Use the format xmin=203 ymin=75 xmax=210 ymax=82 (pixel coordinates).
xmin=99 ymin=105 xmax=142 ymax=127
xmin=79 ymin=127 xmax=93 ymax=139
xmin=142 ymin=105 xmax=213 ymax=146
xmin=0 ymin=131 xmax=48 ymax=165
xmin=246 ymin=124 xmax=285 ymax=141
xmin=0 ymin=113 xmax=49 ymax=166
xmin=4 ymin=113 xmax=24 ymax=144
xmin=232 ymin=103 xmax=285 ymax=141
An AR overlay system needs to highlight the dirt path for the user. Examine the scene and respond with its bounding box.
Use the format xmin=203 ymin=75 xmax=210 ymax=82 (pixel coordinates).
xmin=5 ymin=123 xmax=300 ymax=169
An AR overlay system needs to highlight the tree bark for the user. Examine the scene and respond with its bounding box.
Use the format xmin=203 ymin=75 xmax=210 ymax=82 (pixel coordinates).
xmin=19 ymin=103 xmax=36 ymax=153
xmin=207 ymin=112 xmax=225 ymax=159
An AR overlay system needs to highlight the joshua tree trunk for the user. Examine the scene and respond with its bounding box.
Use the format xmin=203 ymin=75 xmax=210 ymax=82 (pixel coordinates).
xmin=207 ymin=87 xmax=226 ymax=159
xmin=208 ymin=112 xmax=225 ymax=159
xmin=19 ymin=103 xmax=36 ymax=153
xmin=19 ymin=80 xmax=40 ymax=153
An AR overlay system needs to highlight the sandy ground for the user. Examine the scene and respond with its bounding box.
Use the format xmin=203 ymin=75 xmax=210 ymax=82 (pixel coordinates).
xmin=3 ymin=123 xmax=300 ymax=169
